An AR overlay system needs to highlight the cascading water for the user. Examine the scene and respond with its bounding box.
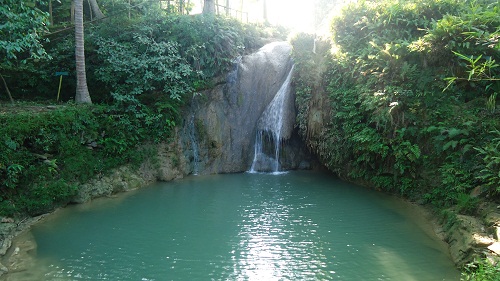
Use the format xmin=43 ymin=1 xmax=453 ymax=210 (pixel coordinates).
xmin=180 ymin=42 xmax=308 ymax=174
xmin=188 ymin=113 xmax=200 ymax=175
xmin=188 ymin=94 xmax=200 ymax=175
xmin=250 ymin=65 xmax=295 ymax=173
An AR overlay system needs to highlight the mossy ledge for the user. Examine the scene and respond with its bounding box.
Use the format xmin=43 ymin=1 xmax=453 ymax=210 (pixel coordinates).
xmin=0 ymin=138 xmax=190 ymax=278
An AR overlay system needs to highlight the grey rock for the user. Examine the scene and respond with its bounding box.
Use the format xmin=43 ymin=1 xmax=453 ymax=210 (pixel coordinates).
xmin=180 ymin=42 xmax=311 ymax=174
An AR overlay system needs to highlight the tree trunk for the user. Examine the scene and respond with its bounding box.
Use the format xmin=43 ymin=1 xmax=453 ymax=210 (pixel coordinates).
xmin=203 ymin=0 xmax=215 ymax=14
xmin=179 ymin=0 xmax=184 ymax=14
xmin=49 ymin=0 xmax=53 ymax=25
xmin=71 ymin=0 xmax=75 ymax=23
xmin=0 ymin=73 xmax=14 ymax=104
xmin=225 ymin=0 xmax=229 ymax=16
xmin=88 ymin=0 xmax=93 ymax=21
xmin=88 ymin=0 xmax=105 ymax=19
xmin=263 ymin=0 xmax=268 ymax=23
xmin=75 ymin=0 xmax=92 ymax=104
xmin=239 ymin=0 xmax=244 ymax=21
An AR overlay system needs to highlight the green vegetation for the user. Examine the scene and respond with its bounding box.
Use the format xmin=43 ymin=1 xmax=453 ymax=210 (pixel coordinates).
xmin=291 ymin=0 xmax=499 ymax=277
xmin=462 ymin=259 xmax=500 ymax=281
xmin=292 ymin=0 xmax=499 ymax=208
xmin=0 ymin=104 xmax=165 ymax=215
xmin=1 ymin=1 xmax=285 ymax=217
xmin=2 ymin=0 xmax=499 ymax=277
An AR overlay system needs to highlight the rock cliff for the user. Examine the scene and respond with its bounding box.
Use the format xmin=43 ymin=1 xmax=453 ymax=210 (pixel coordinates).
xmin=179 ymin=42 xmax=313 ymax=174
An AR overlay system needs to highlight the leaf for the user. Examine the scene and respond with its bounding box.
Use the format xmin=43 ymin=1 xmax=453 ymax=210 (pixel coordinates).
xmin=443 ymin=140 xmax=458 ymax=151
xmin=447 ymin=128 xmax=464 ymax=138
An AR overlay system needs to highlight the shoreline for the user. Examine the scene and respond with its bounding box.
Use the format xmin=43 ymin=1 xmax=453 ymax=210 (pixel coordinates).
xmin=1 ymin=170 xmax=499 ymax=279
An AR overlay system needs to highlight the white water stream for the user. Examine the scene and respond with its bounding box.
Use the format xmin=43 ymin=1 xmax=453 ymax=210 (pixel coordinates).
xmin=250 ymin=65 xmax=295 ymax=173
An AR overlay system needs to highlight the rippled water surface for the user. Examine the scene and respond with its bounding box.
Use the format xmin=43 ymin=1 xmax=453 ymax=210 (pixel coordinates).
xmin=28 ymin=171 xmax=459 ymax=280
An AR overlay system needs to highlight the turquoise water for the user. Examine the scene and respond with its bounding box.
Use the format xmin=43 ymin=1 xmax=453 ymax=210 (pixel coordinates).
xmin=29 ymin=171 xmax=459 ymax=280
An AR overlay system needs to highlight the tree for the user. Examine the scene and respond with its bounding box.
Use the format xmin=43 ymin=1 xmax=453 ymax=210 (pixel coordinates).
xmin=262 ymin=0 xmax=268 ymax=23
xmin=203 ymin=0 xmax=216 ymax=14
xmin=74 ymin=0 xmax=92 ymax=103
xmin=89 ymin=0 xmax=105 ymax=20
xmin=0 ymin=0 xmax=50 ymax=103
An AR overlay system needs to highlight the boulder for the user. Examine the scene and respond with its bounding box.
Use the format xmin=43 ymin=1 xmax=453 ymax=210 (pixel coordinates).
xmin=488 ymin=242 xmax=500 ymax=256
xmin=446 ymin=214 xmax=491 ymax=265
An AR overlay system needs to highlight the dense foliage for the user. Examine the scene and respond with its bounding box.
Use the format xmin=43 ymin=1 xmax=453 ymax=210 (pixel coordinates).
xmin=293 ymin=3 xmax=500 ymax=275
xmin=0 ymin=104 xmax=167 ymax=215
xmin=0 ymin=9 xmax=283 ymax=216
xmin=0 ymin=0 xmax=50 ymax=64
xmin=4 ymin=14 xmax=272 ymax=101
xmin=292 ymin=0 xmax=500 ymax=211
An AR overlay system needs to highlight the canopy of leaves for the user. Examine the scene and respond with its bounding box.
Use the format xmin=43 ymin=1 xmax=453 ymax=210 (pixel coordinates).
xmin=0 ymin=0 xmax=50 ymax=65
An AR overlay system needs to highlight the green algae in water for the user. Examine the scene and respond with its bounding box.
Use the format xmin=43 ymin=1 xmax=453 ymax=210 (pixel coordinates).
xmin=27 ymin=171 xmax=459 ymax=280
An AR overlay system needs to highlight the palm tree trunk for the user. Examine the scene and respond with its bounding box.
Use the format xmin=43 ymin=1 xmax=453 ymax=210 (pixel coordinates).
xmin=87 ymin=0 xmax=93 ymax=21
xmin=75 ymin=0 xmax=92 ymax=104
xmin=89 ymin=0 xmax=105 ymax=19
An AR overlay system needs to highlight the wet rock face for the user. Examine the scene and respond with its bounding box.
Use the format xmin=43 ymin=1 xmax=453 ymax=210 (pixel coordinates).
xmin=180 ymin=42 xmax=312 ymax=174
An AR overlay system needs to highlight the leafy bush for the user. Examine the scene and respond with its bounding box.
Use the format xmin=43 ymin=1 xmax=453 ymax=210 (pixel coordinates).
xmin=461 ymin=259 xmax=500 ymax=281
xmin=93 ymin=31 xmax=195 ymax=100
xmin=0 ymin=104 xmax=172 ymax=216
xmin=1 ymin=13 xmax=275 ymax=103
xmin=476 ymin=130 xmax=500 ymax=195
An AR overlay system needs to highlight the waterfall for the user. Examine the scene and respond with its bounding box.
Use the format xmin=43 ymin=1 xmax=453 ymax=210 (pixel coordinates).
xmin=181 ymin=41 xmax=307 ymax=174
xmin=188 ymin=95 xmax=200 ymax=175
xmin=250 ymin=65 xmax=295 ymax=173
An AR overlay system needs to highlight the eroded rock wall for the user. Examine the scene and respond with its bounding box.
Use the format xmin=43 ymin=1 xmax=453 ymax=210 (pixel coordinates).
xmin=72 ymin=140 xmax=190 ymax=204
xmin=179 ymin=42 xmax=313 ymax=174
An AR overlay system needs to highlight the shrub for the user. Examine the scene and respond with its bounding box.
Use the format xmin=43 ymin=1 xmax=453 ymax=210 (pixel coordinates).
xmin=0 ymin=104 xmax=167 ymax=216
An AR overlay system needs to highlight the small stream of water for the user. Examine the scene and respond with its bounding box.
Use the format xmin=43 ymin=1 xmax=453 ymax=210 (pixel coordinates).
xmin=16 ymin=171 xmax=459 ymax=280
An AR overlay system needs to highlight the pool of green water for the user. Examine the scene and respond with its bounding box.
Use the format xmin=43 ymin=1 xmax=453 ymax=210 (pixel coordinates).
xmin=27 ymin=171 xmax=459 ymax=280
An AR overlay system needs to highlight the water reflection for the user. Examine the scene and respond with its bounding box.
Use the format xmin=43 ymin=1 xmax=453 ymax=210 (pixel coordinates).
xmin=11 ymin=171 xmax=459 ymax=281
xmin=228 ymin=175 xmax=331 ymax=280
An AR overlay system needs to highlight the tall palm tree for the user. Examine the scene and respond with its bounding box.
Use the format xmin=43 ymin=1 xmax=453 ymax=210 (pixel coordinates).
xmin=203 ymin=0 xmax=216 ymax=14
xmin=74 ymin=0 xmax=92 ymax=104
xmin=89 ymin=0 xmax=105 ymax=20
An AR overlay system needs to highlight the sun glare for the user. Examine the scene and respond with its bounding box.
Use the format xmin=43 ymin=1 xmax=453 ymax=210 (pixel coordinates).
xmin=266 ymin=0 xmax=315 ymax=32
xmin=191 ymin=1 xmax=317 ymax=32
